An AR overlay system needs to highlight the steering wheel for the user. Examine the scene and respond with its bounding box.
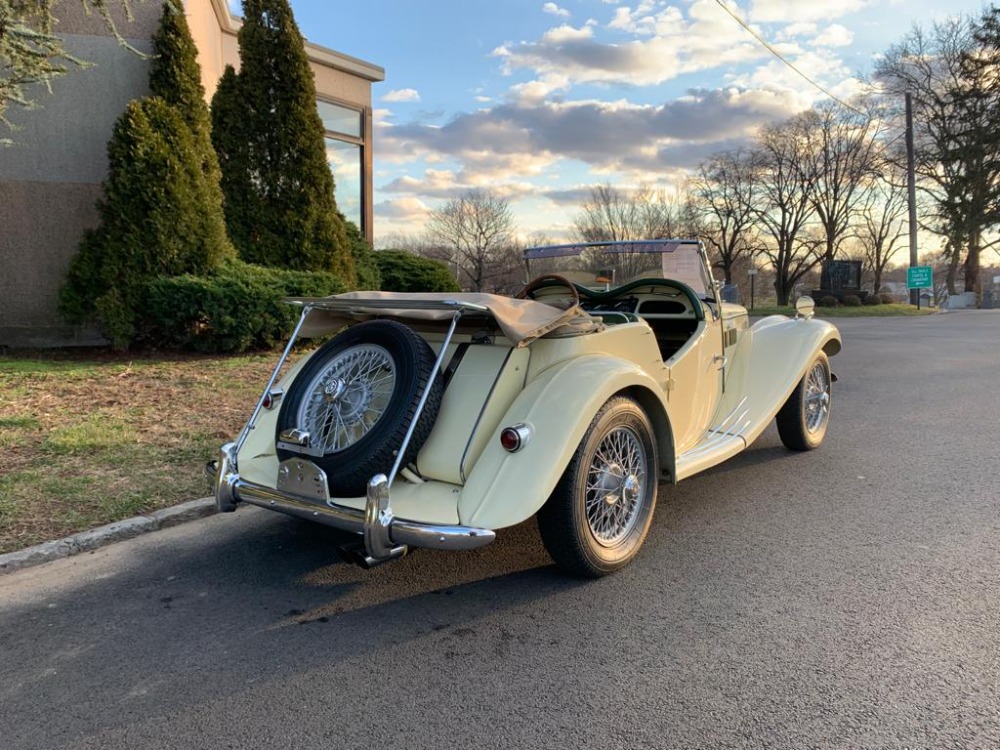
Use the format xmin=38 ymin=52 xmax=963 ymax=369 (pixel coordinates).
xmin=515 ymin=275 xmax=581 ymax=307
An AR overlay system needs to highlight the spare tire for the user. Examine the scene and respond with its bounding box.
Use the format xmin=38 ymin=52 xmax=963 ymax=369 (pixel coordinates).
xmin=276 ymin=320 xmax=443 ymax=497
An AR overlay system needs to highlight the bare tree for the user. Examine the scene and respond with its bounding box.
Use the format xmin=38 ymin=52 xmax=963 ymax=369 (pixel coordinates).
xmin=857 ymin=176 xmax=908 ymax=293
xmin=572 ymin=183 xmax=679 ymax=282
xmin=752 ymin=117 xmax=822 ymax=305
xmin=689 ymin=148 xmax=761 ymax=284
xmin=573 ymin=183 xmax=678 ymax=241
xmin=426 ymin=189 xmax=518 ymax=292
xmin=800 ymin=101 xmax=887 ymax=264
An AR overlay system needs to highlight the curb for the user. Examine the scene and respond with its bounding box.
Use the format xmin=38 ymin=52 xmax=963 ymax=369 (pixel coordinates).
xmin=0 ymin=498 xmax=218 ymax=576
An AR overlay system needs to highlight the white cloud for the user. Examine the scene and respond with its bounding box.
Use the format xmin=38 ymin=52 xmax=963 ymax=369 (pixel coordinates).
xmin=543 ymin=2 xmax=570 ymax=17
xmin=376 ymin=87 xmax=800 ymax=196
xmin=495 ymin=0 xmax=767 ymax=89
xmin=813 ymin=24 xmax=854 ymax=47
xmin=749 ymin=0 xmax=867 ymax=24
xmin=382 ymin=88 xmax=422 ymax=103
xmin=374 ymin=197 xmax=431 ymax=220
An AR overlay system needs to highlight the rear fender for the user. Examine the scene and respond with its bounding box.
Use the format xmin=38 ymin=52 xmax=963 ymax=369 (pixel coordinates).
xmin=459 ymin=355 xmax=673 ymax=529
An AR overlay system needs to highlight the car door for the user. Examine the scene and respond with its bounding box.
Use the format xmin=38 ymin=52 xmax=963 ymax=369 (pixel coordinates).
xmin=664 ymin=300 xmax=726 ymax=455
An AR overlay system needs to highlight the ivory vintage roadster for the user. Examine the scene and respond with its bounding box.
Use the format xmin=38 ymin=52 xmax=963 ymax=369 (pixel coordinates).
xmin=210 ymin=240 xmax=841 ymax=577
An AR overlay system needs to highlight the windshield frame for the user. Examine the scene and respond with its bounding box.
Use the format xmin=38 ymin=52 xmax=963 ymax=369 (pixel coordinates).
xmin=522 ymin=239 xmax=717 ymax=302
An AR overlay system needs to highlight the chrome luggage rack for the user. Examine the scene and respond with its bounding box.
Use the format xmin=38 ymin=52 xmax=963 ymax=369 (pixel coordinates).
xmin=209 ymin=297 xmax=497 ymax=566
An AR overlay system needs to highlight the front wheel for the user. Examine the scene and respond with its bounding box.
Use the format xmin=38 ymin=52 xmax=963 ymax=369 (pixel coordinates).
xmin=776 ymin=352 xmax=832 ymax=451
xmin=537 ymin=396 xmax=658 ymax=578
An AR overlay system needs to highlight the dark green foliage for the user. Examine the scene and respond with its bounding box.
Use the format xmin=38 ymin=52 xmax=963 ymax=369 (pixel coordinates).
xmin=212 ymin=0 xmax=353 ymax=279
xmin=149 ymin=2 xmax=208 ymax=131
xmin=211 ymin=65 xmax=252 ymax=257
xmin=59 ymin=97 xmax=235 ymax=347
xmin=141 ymin=260 xmax=347 ymax=352
xmin=818 ymin=295 xmax=840 ymax=308
xmin=375 ymin=250 xmax=461 ymax=293
xmin=345 ymin=219 xmax=381 ymax=290
xmin=59 ymin=3 xmax=233 ymax=349
xmin=842 ymin=294 xmax=863 ymax=307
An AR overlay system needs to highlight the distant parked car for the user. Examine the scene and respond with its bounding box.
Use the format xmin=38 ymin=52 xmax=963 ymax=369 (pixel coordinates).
xmin=210 ymin=240 xmax=841 ymax=577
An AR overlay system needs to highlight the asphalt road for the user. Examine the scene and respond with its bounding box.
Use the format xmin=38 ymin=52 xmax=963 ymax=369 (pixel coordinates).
xmin=2 ymin=312 xmax=998 ymax=750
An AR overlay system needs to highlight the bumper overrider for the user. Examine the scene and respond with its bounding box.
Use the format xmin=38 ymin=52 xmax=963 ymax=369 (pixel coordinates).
xmin=209 ymin=442 xmax=496 ymax=566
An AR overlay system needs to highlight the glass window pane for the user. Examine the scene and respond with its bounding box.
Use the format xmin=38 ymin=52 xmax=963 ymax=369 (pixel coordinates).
xmin=326 ymin=137 xmax=362 ymax=229
xmin=317 ymin=100 xmax=361 ymax=137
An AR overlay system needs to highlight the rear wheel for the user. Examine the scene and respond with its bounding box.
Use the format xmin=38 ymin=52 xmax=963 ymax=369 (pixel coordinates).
xmin=776 ymin=352 xmax=832 ymax=451
xmin=537 ymin=396 xmax=658 ymax=577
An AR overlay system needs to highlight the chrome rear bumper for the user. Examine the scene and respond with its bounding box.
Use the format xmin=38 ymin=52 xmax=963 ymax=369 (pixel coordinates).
xmin=210 ymin=443 xmax=495 ymax=565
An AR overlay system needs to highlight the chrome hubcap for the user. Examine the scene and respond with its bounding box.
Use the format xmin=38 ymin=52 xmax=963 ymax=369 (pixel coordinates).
xmin=586 ymin=426 xmax=646 ymax=546
xmin=298 ymin=344 xmax=396 ymax=453
xmin=804 ymin=362 xmax=831 ymax=434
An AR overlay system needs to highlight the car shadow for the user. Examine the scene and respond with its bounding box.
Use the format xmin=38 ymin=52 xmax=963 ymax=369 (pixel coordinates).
xmin=0 ymin=509 xmax=594 ymax=746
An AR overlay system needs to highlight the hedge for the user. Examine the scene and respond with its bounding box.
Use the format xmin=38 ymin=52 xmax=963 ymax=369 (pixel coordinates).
xmin=140 ymin=260 xmax=347 ymax=353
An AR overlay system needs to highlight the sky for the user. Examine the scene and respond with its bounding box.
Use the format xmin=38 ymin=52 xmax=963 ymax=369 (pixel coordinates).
xmin=234 ymin=0 xmax=990 ymax=244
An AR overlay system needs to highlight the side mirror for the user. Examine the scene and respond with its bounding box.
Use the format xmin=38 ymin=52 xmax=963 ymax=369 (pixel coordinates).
xmin=795 ymin=295 xmax=815 ymax=320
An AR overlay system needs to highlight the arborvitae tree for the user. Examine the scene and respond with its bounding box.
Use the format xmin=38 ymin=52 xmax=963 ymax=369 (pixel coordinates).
xmin=214 ymin=0 xmax=353 ymax=280
xmin=211 ymin=65 xmax=254 ymax=256
xmin=59 ymin=5 xmax=234 ymax=347
xmin=60 ymin=98 xmax=234 ymax=346
xmin=148 ymin=1 xmax=231 ymax=253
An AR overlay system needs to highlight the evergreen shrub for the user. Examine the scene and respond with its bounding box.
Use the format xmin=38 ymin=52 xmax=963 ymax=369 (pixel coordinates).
xmin=141 ymin=261 xmax=347 ymax=353
xmin=842 ymin=294 xmax=863 ymax=307
xmin=59 ymin=4 xmax=234 ymax=349
xmin=819 ymin=295 xmax=840 ymax=307
xmin=345 ymin=219 xmax=381 ymax=290
xmin=211 ymin=0 xmax=353 ymax=279
xmin=375 ymin=250 xmax=461 ymax=293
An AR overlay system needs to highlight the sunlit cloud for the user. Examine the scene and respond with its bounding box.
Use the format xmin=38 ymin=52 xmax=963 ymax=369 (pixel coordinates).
xmin=382 ymin=88 xmax=422 ymax=103
xmin=543 ymin=2 xmax=570 ymax=17
xmin=749 ymin=0 xmax=868 ymax=24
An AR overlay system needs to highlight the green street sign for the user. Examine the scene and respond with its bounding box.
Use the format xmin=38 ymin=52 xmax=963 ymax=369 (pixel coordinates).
xmin=907 ymin=266 xmax=933 ymax=289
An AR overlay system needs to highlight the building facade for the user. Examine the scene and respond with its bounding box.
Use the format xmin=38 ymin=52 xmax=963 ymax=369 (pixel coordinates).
xmin=0 ymin=0 xmax=383 ymax=348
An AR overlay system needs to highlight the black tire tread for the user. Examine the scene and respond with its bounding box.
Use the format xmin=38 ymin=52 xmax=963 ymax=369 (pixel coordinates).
xmin=537 ymin=396 xmax=657 ymax=578
xmin=776 ymin=352 xmax=830 ymax=452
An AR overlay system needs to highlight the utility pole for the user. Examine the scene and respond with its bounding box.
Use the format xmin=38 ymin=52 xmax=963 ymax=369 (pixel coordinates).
xmin=905 ymin=92 xmax=919 ymax=306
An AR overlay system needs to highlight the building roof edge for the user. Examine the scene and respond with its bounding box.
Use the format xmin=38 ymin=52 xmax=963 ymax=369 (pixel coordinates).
xmin=202 ymin=0 xmax=385 ymax=82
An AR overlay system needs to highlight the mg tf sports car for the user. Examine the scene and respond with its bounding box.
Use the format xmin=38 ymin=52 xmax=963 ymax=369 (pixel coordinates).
xmin=210 ymin=240 xmax=841 ymax=577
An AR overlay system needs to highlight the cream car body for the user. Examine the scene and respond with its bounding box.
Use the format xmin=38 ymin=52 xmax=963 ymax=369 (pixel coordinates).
xmin=211 ymin=240 xmax=841 ymax=576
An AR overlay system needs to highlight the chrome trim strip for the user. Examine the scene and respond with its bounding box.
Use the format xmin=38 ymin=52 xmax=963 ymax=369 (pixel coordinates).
xmin=283 ymin=297 xmax=491 ymax=313
xmin=221 ymin=471 xmax=496 ymax=553
xmin=679 ymin=398 xmax=751 ymax=460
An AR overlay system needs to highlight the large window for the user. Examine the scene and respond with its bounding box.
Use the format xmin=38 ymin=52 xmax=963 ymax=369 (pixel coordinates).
xmin=318 ymin=99 xmax=365 ymax=232
xmin=325 ymin=138 xmax=362 ymax=228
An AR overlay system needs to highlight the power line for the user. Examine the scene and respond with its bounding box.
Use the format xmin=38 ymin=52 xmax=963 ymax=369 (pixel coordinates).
xmin=713 ymin=0 xmax=864 ymax=115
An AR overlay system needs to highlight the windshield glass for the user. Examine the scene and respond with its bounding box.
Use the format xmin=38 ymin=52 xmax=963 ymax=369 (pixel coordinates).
xmin=523 ymin=240 xmax=714 ymax=298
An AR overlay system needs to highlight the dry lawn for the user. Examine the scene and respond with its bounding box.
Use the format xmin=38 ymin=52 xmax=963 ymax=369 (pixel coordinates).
xmin=0 ymin=350 xmax=305 ymax=554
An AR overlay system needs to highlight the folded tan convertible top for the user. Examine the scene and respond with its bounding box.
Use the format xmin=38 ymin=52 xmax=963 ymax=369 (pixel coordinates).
xmin=288 ymin=290 xmax=601 ymax=347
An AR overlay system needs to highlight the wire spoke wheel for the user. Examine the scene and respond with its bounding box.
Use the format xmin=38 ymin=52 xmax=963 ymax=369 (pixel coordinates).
xmin=584 ymin=426 xmax=646 ymax=547
xmin=276 ymin=320 xmax=443 ymax=498
xmin=803 ymin=362 xmax=831 ymax=434
xmin=776 ymin=351 xmax=832 ymax=451
xmin=298 ymin=344 xmax=396 ymax=454
xmin=537 ymin=397 xmax=658 ymax=578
